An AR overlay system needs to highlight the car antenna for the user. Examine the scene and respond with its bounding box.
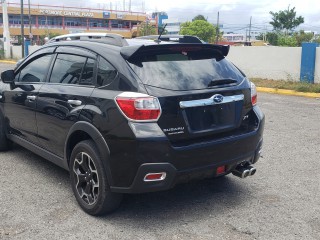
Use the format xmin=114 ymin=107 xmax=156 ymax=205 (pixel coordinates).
xmin=155 ymin=24 xmax=167 ymax=44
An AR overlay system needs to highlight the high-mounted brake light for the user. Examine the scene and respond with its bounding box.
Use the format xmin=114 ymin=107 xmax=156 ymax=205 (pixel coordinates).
xmin=115 ymin=92 xmax=161 ymax=121
xmin=169 ymin=46 xmax=202 ymax=52
xmin=250 ymin=82 xmax=257 ymax=106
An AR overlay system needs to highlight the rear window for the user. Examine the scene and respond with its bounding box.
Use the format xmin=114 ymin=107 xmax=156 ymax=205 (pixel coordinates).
xmin=128 ymin=51 xmax=244 ymax=91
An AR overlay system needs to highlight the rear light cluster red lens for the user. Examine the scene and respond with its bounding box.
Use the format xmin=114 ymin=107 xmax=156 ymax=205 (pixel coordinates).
xmin=250 ymin=82 xmax=257 ymax=106
xmin=115 ymin=92 xmax=161 ymax=121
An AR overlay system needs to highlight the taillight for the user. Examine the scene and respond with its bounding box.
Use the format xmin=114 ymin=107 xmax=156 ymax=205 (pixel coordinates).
xmin=115 ymin=92 xmax=161 ymax=121
xmin=250 ymin=82 xmax=257 ymax=106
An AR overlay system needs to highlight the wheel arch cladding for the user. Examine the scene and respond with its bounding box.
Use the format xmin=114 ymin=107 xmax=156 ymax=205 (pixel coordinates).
xmin=65 ymin=121 xmax=114 ymax=186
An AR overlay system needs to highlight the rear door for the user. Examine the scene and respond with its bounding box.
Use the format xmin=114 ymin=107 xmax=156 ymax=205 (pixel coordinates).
xmin=36 ymin=47 xmax=96 ymax=157
xmin=3 ymin=51 xmax=54 ymax=144
xmin=127 ymin=44 xmax=252 ymax=143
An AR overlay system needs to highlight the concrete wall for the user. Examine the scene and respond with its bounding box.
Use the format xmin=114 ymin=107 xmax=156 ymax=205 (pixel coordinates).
xmin=9 ymin=44 xmax=320 ymax=84
xmin=227 ymin=46 xmax=302 ymax=81
xmin=11 ymin=45 xmax=41 ymax=59
xmin=11 ymin=45 xmax=22 ymax=59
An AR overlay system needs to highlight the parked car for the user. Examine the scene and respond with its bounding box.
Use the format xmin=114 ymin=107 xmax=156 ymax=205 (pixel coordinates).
xmin=0 ymin=33 xmax=264 ymax=215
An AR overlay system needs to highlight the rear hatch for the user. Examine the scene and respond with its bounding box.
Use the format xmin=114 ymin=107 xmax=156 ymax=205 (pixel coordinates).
xmin=123 ymin=44 xmax=256 ymax=144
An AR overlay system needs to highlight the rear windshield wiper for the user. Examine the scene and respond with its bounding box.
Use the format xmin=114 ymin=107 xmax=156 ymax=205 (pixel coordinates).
xmin=207 ymin=79 xmax=238 ymax=87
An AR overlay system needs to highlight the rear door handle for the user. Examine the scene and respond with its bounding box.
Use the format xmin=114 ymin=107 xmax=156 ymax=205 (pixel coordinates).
xmin=68 ymin=100 xmax=82 ymax=106
xmin=27 ymin=95 xmax=36 ymax=101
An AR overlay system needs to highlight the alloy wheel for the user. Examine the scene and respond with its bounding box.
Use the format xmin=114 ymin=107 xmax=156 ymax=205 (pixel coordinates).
xmin=73 ymin=152 xmax=99 ymax=205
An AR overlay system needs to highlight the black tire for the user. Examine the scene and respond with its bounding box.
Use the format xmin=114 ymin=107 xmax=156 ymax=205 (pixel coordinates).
xmin=0 ymin=113 xmax=12 ymax=151
xmin=69 ymin=140 xmax=123 ymax=216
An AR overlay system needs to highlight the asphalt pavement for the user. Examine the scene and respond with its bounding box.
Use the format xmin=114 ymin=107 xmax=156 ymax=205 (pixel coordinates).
xmin=0 ymin=62 xmax=320 ymax=239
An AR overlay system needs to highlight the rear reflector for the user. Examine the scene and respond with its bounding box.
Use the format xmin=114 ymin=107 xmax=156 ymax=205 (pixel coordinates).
xmin=251 ymin=82 xmax=257 ymax=106
xmin=144 ymin=172 xmax=166 ymax=182
xmin=115 ymin=92 xmax=161 ymax=122
xmin=216 ymin=166 xmax=226 ymax=175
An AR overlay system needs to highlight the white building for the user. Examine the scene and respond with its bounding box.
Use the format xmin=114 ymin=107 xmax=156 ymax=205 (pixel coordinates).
xmin=162 ymin=18 xmax=181 ymax=35
xmin=223 ymin=32 xmax=262 ymax=42
xmin=223 ymin=33 xmax=245 ymax=42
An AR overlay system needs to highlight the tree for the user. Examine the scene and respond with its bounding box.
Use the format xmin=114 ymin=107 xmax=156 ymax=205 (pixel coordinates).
xmin=313 ymin=35 xmax=320 ymax=44
xmin=266 ymin=32 xmax=280 ymax=46
xmin=180 ymin=20 xmax=216 ymax=42
xmin=192 ymin=15 xmax=207 ymax=22
xmin=294 ymin=30 xmax=313 ymax=46
xmin=269 ymin=6 xmax=304 ymax=34
xmin=256 ymin=32 xmax=279 ymax=46
xmin=138 ymin=22 xmax=157 ymax=36
xmin=278 ymin=35 xmax=298 ymax=47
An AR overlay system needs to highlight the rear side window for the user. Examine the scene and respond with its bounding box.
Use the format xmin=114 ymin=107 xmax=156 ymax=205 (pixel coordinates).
xmin=97 ymin=57 xmax=117 ymax=86
xmin=49 ymin=54 xmax=95 ymax=85
xmin=128 ymin=51 xmax=244 ymax=91
xmin=80 ymin=58 xmax=95 ymax=85
xmin=16 ymin=54 xmax=52 ymax=83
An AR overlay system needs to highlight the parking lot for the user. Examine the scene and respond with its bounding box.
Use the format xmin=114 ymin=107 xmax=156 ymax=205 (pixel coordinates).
xmin=1 ymin=62 xmax=320 ymax=239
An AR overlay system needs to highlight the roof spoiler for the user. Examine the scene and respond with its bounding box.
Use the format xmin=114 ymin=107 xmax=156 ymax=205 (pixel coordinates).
xmin=120 ymin=44 xmax=230 ymax=61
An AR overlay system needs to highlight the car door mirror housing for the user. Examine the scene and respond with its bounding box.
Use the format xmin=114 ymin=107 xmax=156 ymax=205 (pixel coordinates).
xmin=1 ymin=70 xmax=15 ymax=83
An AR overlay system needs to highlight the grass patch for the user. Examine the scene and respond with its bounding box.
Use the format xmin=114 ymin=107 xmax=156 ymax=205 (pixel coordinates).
xmin=251 ymin=78 xmax=320 ymax=93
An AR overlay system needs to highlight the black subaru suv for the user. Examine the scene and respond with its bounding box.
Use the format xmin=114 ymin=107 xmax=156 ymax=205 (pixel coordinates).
xmin=0 ymin=33 xmax=264 ymax=215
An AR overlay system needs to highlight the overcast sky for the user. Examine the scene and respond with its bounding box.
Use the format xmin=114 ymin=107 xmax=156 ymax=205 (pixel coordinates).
xmin=8 ymin=0 xmax=320 ymax=32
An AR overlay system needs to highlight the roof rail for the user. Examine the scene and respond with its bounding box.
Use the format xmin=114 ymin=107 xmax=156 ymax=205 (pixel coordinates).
xmin=47 ymin=33 xmax=128 ymax=47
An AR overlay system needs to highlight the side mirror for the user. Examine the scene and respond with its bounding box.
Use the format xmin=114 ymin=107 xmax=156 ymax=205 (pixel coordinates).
xmin=1 ymin=70 xmax=15 ymax=83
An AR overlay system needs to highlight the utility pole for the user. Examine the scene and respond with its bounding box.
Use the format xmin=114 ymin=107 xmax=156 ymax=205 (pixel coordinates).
xmin=215 ymin=11 xmax=219 ymax=44
xmin=248 ymin=16 xmax=252 ymax=43
xmin=28 ymin=0 xmax=32 ymax=43
xmin=1 ymin=0 xmax=11 ymax=58
xmin=20 ymin=0 xmax=24 ymax=58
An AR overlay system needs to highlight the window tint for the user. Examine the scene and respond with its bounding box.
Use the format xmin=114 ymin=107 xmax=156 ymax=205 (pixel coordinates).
xmin=17 ymin=54 xmax=52 ymax=83
xmin=49 ymin=54 xmax=87 ymax=84
xmin=129 ymin=54 xmax=244 ymax=91
xmin=79 ymin=58 xmax=95 ymax=85
xmin=97 ymin=57 xmax=117 ymax=86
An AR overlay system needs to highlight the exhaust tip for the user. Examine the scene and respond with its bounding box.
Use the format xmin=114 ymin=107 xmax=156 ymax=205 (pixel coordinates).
xmin=232 ymin=164 xmax=256 ymax=178
xmin=232 ymin=167 xmax=250 ymax=178
xmin=243 ymin=169 xmax=250 ymax=178
xmin=249 ymin=167 xmax=256 ymax=176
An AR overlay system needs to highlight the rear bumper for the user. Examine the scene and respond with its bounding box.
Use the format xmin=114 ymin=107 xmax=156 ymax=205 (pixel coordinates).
xmin=111 ymin=139 xmax=262 ymax=194
xmin=109 ymin=106 xmax=264 ymax=194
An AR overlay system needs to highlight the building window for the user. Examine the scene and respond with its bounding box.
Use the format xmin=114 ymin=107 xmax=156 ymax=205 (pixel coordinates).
xmin=8 ymin=15 xmax=31 ymax=25
xmin=64 ymin=17 xmax=86 ymax=27
xmin=89 ymin=19 xmax=107 ymax=28
xmin=38 ymin=16 xmax=62 ymax=26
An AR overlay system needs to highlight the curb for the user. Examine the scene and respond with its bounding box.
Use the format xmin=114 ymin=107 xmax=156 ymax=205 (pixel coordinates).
xmin=0 ymin=60 xmax=17 ymax=64
xmin=257 ymin=87 xmax=320 ymax=99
